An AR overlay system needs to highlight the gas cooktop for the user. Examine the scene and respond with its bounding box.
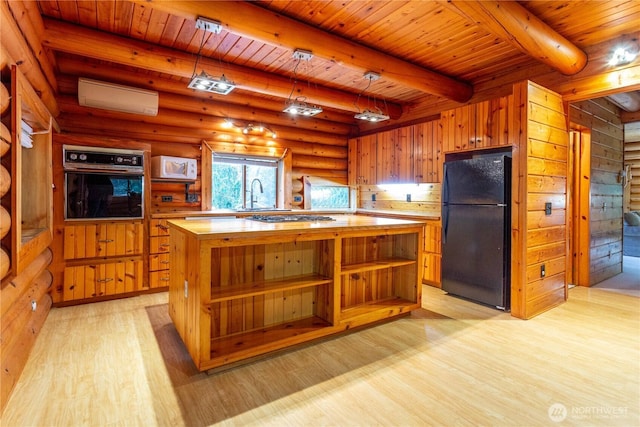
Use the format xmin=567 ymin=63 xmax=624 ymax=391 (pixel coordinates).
xmin=248 ymin=214 xmax=335 ymax=223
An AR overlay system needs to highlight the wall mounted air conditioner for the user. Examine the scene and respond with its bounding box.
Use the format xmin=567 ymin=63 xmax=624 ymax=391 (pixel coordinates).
xmin=77 ymin=78 xmax=159 ymax=116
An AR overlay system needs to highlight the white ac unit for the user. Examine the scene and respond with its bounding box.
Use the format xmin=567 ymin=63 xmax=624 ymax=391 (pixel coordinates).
xmin=77 ymin=78 xmax=159 ymax=116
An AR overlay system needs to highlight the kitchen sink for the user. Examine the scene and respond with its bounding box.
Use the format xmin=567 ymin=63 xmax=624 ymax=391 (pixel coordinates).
xmin=247 ymin=214 xmax=335 ymax=223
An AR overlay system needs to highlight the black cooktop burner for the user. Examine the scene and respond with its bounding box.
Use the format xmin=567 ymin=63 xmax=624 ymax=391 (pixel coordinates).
xmin=248 ymin=214 xmax=335 ymax=223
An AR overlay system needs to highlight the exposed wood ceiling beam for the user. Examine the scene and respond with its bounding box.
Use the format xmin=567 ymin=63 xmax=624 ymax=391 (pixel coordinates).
xmin=129 ymin=0 xmax=473 ymax=103
xmin=41 ymin=19 xmax=404 ymax=119
xmin=447 ymin=0 xmax=587 ymax=75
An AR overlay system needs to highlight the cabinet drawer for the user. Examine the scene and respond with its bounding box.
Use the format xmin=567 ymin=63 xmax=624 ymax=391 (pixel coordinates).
xmin=150 ymin=236 xmax=170 ymax=254
xmin=64 ymin=223 xmax=143 ymax=260
xmin=63 ymin=259 xmax=143 ymax=301
xmin=149 ymin=219 xmax=171 ymax=237
xmin=149 ymin=270 xmax=170 ymax=288
xmin=149 ymin=253 xmax=170 ymax=271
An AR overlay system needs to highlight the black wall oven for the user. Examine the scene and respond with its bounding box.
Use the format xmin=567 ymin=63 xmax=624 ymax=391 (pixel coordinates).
xmin=63 ymin=145 xmax=144 ymax=220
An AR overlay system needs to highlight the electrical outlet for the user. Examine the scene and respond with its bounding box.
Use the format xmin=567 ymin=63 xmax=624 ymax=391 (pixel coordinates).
xmin=161 ymin=195 xmax=173 ymax=202
xmin=540 ymin=264 xmax=546 ymax=278
xmin=545 ymin=202 xmax=552 ymax=216
xmin=406 ymin=194 xmax=411 ymax=202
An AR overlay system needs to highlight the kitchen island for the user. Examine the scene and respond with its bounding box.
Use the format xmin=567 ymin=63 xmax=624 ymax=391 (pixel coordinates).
xmin=167 ymin=215 xmax=424 ymax=371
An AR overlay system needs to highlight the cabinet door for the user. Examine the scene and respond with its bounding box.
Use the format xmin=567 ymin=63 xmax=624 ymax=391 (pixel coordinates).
xmin=65 ymin=222 xmax=142 ymax=259
xmin=63 ymin=260 xmax=141 ymax=301
xmin=413 ymin=121 xmax=441 ymax=183
xmin=478 ymin=97 xmax=510 ymax=148
xmin=356 ymin=135 xmax=377 ymax=185
xmin=376 ymin=128 xmax=413 ymax=183
xmin=423 ymin=222 xmax=442 ymax=287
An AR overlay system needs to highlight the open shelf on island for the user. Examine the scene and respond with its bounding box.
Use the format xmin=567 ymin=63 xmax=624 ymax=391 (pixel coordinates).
xmin=340 ymin=297 xmax=418 ymax=322
xmin=209 ymin=315 xmax=333 ymax=363
xmin=207 ymin=274 xmax=333 ymax=303
xmin=341 ymin=258 xmax=416 ymax=275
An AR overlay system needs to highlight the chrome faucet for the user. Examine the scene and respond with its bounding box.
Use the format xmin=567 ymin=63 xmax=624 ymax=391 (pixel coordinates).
xmin=250 ymin=178 xmax=263 ymax=209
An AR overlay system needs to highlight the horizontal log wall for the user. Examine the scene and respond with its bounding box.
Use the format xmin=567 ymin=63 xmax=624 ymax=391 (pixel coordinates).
xmin=0 ymin=248 xmax=53 ymax=413
xmin=570 ymin=98 xmax=624 ymax=285
xmin=625 ymin=122 xmax=640 ymax=212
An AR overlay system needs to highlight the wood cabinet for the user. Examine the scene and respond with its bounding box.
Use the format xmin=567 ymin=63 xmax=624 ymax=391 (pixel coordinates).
xmin=422 ymin=221 xmax=442 ymax=287
xmin=441 ymin=97 xmax=511 ymax=153
xmin=63 ymin=259 xmax=142 ymax=301
xmin=350 ymin=120 xmax=441 ymax=186
xmin=148 ymin=219 xmax=171 ymax=289
xmin=168 ymin=216 xmax=423 ymax=371
xmin=60 ymin=221 xmax=143 ymax=301
xmin=353 ymin=134 xmax=377 ymax=185
xmin=376 ymin=128 xmax=414 ymax=183
xmin=63 ymin=223 xmax=143 ymax=260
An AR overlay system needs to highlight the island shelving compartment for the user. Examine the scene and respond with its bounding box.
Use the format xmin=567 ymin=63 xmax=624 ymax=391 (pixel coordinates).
xmin=168 ymin=215 xmax=423 ymax=371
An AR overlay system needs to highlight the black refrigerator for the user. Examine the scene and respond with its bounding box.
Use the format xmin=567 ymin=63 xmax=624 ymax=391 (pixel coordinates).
xmin=441 ymin=155 xmax=511 ymax=310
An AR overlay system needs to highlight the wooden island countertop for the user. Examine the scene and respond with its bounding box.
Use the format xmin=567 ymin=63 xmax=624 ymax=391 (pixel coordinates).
xmin=167 ymin=214 xmax=426 ymax=240
xmin=167 ymin=214 xmax=424 ymax=371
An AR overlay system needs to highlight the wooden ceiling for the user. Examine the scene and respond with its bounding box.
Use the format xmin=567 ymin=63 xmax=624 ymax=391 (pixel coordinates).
xmin=5 ymin=1 xmax=640 ymax=139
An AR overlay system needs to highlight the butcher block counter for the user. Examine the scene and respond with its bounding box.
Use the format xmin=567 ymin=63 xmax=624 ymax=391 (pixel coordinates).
xmin=167 ymin=214 xmax=424 ymax=371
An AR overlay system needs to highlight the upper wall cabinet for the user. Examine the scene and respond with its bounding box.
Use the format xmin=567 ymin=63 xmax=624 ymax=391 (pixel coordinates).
xmin=348 ymin=119 xmax=441 ymax=186
xmin=1 ymin=66 xmax=53 ymax=281
xmin=352 ymin=134 xmax=377 ymax=185
xmin=376 ymin=128 xmax=414 ymax=183
xmin=441 ymin=97 xmax=511 ymax=153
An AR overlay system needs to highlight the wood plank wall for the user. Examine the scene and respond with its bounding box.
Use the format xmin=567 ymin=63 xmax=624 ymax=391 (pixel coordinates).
xmin=625 ymin=122 xmax=640 ymax=212
xmin=570 ymin=98 xmax=624 ymax=285
xmin=511 ymin=81 xmax=569 ymax=319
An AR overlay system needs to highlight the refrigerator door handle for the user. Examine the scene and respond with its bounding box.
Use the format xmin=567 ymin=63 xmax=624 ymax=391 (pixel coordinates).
xmin=442 ymin=203 xmax=449 ymax=244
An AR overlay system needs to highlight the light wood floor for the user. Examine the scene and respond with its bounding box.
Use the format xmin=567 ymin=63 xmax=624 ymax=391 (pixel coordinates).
xmin=2 ymin=272 xmax=638 ymax=426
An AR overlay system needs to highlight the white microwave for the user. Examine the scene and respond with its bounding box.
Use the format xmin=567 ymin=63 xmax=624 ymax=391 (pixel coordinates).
xmin=151 ymin=156 xmax=197 ymax=180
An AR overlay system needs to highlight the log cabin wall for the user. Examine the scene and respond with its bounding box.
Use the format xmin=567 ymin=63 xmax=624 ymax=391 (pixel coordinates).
xmin=0 ymin=57 xmax=54 ymax=413
xmin=625 ymin=122 xmax=640 ymax=212
xmin=569 ymin=98 xmax=624 ymax=285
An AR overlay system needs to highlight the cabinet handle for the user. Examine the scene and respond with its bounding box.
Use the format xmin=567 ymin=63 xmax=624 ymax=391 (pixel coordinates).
xmin=160 ymin=277 xmax=170 ymax=281
xmin=160 ymin=261 xmax=170 ymax=265
xmin=98 ymin=239 xmax=114 ymax=243
xmin=159 ymin=244 xmax=170 ymax=249
xmin=97 ymin=278 xmax=114 ymax=283
xmin=156 ymin=224 xmax=169 ymax=231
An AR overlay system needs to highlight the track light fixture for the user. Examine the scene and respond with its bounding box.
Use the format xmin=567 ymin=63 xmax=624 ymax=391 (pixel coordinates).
xmin=283 ymin=98 xmax=323 ymax=116
xmin=354 ymin=71 xmax=390 ymax=122
xmin=223 ymin=119 xmax=276 ymax=138
xmin=188 ymin=17 xmax=236 ymax=95
xmin=283 ymin=49 xmax=323 ymax=117
xmin=354 ymin=109 xmax=391 ymax=122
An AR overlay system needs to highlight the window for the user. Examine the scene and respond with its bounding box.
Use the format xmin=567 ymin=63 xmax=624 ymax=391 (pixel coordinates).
xmin=212 ymin=154 xmax=278 ymax=210
xmin=309 ymin=185 xmax=350 ymax=209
